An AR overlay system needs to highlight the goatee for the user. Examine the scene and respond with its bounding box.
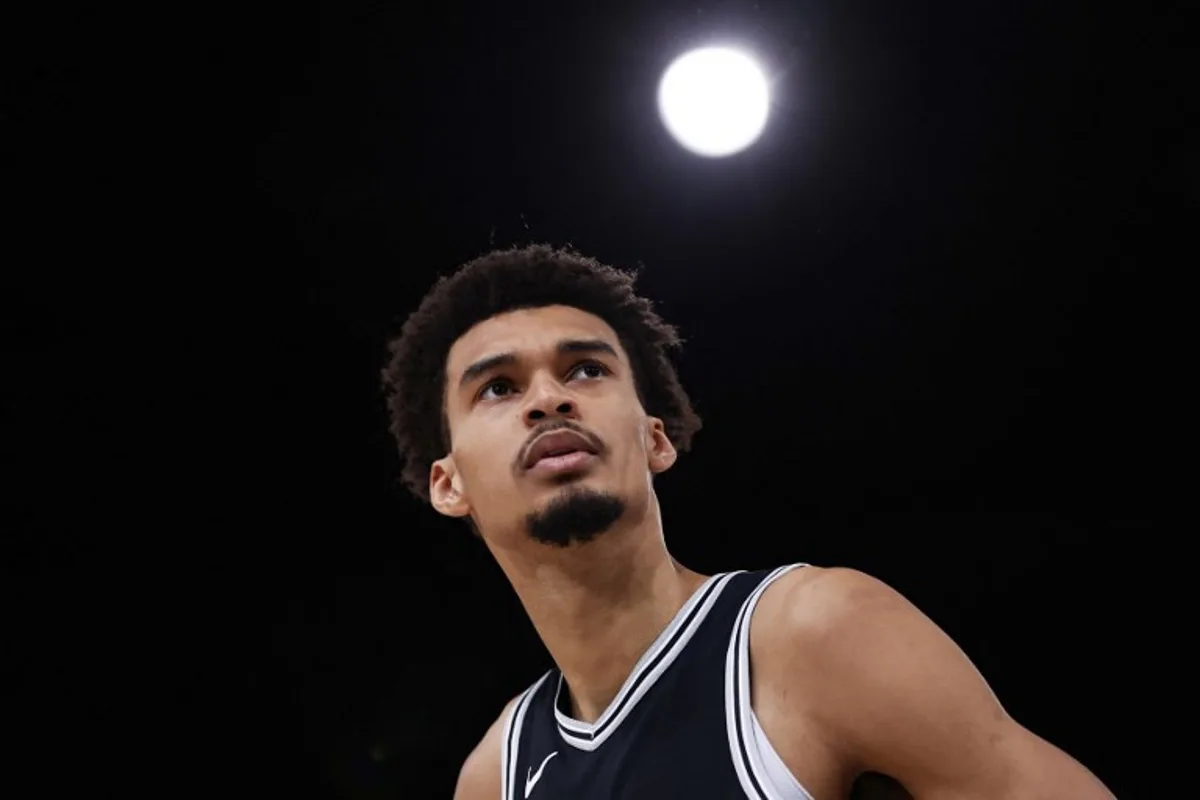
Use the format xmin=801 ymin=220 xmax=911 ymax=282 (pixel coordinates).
xmin=525 ymin=486 xmax=625 ymax=547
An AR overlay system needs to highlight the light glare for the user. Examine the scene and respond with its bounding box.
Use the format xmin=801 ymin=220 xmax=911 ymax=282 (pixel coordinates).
xmin=657 ymin=47 xmax=770 ymax=157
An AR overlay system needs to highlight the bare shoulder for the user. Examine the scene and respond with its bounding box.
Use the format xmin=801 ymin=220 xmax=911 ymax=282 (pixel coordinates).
xmin=748 ymin=565 xmax=1114 ymax=798
xmin=751 ymin=565 xmax=895 ymax=646
xmin=453 ymin=695 xmax=520 ymax=800
xmin=741 ymin=567 xmax=914 ymax=794
xmin=747 ymin=565 xmax=934 ymax=733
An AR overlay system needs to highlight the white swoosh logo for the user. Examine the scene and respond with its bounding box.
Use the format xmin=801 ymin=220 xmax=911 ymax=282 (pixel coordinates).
xmin=524 ymin=751 xmax=558 ymax=797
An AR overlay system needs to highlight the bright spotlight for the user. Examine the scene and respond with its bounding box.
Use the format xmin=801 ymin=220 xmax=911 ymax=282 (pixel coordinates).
xmin=657 ymin=46 xmax=770 ymax=158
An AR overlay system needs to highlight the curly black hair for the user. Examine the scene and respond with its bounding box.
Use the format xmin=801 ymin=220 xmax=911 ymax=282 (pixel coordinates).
xmin=381 ymin=244 xmax=702 ymax=502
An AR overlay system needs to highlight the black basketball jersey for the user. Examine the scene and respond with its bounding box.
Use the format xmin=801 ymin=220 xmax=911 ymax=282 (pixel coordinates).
xmin=501 ymin=564 xmax=815 ymax=800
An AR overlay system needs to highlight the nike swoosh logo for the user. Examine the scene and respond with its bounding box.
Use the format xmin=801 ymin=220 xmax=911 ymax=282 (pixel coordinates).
xmin=524 ymin=750 xmax=558 ymax=797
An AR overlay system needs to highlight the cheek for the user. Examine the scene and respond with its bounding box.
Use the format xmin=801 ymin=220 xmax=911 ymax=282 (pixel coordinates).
xmin=455 ymin=435 xmax=514 ymax=495
xmin=613 ymin=415 xmax=651 ymax=466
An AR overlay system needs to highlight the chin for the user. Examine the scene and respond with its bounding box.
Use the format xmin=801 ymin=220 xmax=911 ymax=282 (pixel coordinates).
xmin=524 ymin=483 xmax=626 ymax=548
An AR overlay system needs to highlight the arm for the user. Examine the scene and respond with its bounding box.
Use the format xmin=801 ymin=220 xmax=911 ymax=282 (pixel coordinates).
xmin=453 ymin=697 xmax=518 ymax=800
xmin=753 ymin=567 xmax=1114 ymax=800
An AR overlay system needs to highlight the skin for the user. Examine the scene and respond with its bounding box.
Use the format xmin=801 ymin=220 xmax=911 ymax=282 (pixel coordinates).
xmin=435 ymin=305 xmax=1114 ymax=800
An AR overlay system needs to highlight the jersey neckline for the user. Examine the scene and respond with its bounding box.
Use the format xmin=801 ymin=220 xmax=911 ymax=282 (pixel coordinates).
xmin=552 ymin=570 xmax=739 ymax=751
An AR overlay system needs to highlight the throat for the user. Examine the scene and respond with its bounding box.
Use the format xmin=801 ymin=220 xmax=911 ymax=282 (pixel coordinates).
xmin=551 ymin=569 xmax=712 ymax=724
xmin=558 ymin=667 xmax=626 ymax=725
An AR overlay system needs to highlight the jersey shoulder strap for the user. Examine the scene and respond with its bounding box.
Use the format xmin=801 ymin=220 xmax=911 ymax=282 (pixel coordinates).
xmin=726 ymin=563 xmax=813 ymax=800
xmin=499 ymin=670 xmax=552 ymax=800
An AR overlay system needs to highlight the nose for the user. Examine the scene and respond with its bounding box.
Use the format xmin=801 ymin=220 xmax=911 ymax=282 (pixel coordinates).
xmin=523 ymin=374 xmax=578 ymax=426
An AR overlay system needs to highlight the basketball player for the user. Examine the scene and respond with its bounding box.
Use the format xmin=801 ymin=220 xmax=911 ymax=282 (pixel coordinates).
xmin=381 ymin=245 xmax=1113 ymax=799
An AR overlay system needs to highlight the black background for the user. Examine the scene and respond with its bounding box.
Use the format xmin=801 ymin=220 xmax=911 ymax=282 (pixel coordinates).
xmin=6 ymin=0 xmax=1182 ymax=797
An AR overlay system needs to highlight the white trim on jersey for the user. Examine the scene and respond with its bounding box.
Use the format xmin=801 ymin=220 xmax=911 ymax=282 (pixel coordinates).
xmin=554 ymin=570 xmax=738 ymax=752
xmin=501 ymin=671 xmax=552 ymax=800
xmin=725 ymin=564 xmax=816 ymax=800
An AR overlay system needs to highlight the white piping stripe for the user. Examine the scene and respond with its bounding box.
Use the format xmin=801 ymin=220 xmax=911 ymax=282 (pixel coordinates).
xmin=555 ymin=571 xmax=738 ymax=751
xmin=554 ymin=572 xmax=729 ymax=738
xmin=725 ymin=566 xmax=793 ymax=799
xmin=501 ymin=671 xmax=552 ymax=800
xmin=726 ymin=564 xmax=815 ymax=800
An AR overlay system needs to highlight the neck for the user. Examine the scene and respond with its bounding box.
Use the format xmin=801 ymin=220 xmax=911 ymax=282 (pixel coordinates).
xmin=487 ymin=495 xmax=707 ymax=723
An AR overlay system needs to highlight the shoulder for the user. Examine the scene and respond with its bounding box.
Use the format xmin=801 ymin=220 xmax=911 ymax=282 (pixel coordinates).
xmin=747 ymin=565 xmax=981 ymax=765
xmin=746 ymin=566 xmax=1115 ymax=798
xmin=453 ymin=695 xmax=521 ymax=800
xmin=750 ymin=565 xmax=901 ymax=649
xmin=747 ymin=565 xmax=943 ymax=736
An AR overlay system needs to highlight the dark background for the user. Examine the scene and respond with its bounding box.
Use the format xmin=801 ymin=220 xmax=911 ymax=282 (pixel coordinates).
xmin=6 ymin=0 xmax=1182 ymax=797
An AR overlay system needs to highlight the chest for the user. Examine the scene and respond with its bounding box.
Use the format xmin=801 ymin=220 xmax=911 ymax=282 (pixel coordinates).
xmin=504 ymin=568 xmax=851 ymax=799
xmin=519 ymin=685 xmax=746 ymax=799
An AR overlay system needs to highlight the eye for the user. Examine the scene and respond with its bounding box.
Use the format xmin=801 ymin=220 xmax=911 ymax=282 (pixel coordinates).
xmin=477 ymin=378 xmax=515 ymax=402
xmin=568 ymin=361 xmax=610 ymax=381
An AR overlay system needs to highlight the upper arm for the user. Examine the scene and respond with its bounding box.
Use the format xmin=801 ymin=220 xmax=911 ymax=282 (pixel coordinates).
xmin=454 ymin=697 xmax=518 ymax=800
xmin=755 ymin=567 xmax=1114 ymax=800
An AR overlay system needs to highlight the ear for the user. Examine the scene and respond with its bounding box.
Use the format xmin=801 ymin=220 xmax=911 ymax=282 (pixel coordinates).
xmin=430 ymin=455 xmax=472 ymax=518
xmin=645 ymin=417 xmax=678 ymax=474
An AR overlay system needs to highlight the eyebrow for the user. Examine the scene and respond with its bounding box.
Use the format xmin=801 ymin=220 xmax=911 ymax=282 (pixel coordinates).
xmin=458 ymin=338 xmax=619 ymax=389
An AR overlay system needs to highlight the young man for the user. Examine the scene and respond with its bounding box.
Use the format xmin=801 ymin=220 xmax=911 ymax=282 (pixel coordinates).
xmin=382 ymin=245 xmax=1113 ymax=799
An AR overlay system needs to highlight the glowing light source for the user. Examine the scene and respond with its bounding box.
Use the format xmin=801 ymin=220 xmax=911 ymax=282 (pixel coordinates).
xmin=657 ymin=47 xmax=770 ymax=157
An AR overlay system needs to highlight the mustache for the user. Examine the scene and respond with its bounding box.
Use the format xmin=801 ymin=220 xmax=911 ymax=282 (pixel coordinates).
xmin=516 ymin=420 xmax=606 ymax=470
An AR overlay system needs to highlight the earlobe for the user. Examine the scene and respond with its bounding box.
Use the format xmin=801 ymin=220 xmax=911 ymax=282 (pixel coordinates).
xmin=646 ymin=418 xmax=678 ymax=474
xmin=430 ymin=456 xmax=472 ymax=518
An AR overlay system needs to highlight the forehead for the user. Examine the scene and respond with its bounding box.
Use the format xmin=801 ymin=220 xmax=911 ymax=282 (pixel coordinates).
xmin=446 ymin=305 xmax=624 ymax=377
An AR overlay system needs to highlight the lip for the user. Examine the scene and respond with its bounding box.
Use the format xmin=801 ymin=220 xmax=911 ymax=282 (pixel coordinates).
xmin=523 ymin=430 xmax=599 ymax=471
xmin=526 ymin=449 xmax=597 ymax=478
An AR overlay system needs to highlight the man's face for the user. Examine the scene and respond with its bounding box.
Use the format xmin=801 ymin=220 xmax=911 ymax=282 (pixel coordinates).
xmin=431 ymin=305 xmax=676 ymax=546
